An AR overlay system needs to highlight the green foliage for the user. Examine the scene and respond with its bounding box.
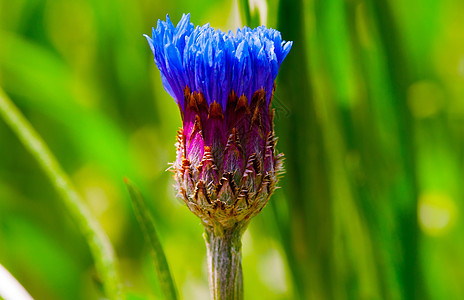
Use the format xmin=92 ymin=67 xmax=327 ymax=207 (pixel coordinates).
xmin=0 ymin=88 xmax=121 ymax=300
xmin=1 ymin=0 xmax=463 ymax=299
xmin=125 ymin=178 xmax=177 ymax=300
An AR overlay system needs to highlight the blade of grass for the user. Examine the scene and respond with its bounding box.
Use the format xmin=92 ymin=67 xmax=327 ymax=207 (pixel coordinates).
xmin=124 ymin=178 xmax=178 ymax=300
xmin=276 ymin=0 xmax=333 ymax=298
xmin=0 ymin=87 xmax=121 ymax=300
xmin=364 ymin=0 xmax=422 ymax=297
xmin=238 ymin=0 xmax=261 ymax=27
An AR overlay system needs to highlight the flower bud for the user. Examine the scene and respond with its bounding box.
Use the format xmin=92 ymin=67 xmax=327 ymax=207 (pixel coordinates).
xmin=145 ymin=13 xmax=292 ymax=231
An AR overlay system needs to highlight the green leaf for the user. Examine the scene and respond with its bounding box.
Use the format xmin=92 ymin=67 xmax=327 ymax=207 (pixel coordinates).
xmin=124 ymin=178 xmax=178 ymax=300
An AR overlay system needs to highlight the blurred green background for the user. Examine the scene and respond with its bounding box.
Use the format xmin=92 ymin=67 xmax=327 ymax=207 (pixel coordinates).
xmin=1 ymin=0 xmax=464 ymax=299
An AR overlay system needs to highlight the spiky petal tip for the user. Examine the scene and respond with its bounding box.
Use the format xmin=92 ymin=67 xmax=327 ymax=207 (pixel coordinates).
xmin=144 ymin=13 xmax=292 ymax=110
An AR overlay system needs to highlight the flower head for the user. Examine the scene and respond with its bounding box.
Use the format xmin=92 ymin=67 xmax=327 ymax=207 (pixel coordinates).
xmin=146 ymin=14 xmax=292 ymax=230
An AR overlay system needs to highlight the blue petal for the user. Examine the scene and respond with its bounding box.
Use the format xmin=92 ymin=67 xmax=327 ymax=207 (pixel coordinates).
xmin=145 ymin=14 xmax=292 ymax=109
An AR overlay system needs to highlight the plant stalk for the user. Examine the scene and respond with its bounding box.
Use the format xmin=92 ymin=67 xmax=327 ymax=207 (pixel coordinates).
xmin=205 ymin=226 xmax=244 ymax=300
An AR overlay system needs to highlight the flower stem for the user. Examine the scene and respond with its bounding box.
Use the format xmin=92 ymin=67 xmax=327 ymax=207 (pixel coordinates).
xmin=205 ymin=225 xmax=244 ymax=300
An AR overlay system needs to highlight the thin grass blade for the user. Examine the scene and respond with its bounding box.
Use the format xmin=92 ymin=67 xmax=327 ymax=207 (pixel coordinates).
xmin=0 ymin=87 xmax=121 ymax=300
xmin=238 ymin=0 xmax=261 ymax=27
xmin=124 ymin=178 xmax=178 ymax=300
